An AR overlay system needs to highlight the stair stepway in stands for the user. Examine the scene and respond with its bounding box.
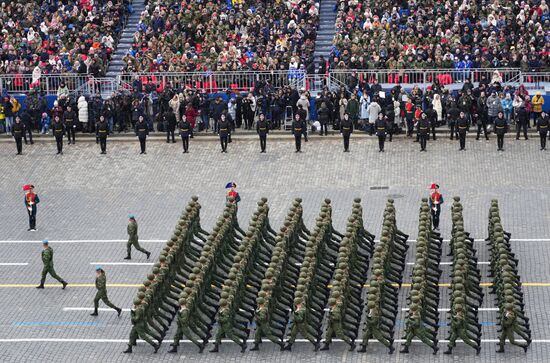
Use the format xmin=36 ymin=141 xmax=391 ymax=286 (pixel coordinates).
xmin=106 ymin=0 xmax=146 ymax=78
xmin=313 ymin=0 xmax=337 ymax=66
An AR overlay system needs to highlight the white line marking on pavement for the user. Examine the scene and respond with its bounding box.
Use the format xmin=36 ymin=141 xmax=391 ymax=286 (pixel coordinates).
xmin=0 ymin=240 xmax=165 ymax=244
xmin=406 ymin=261 xmax=490 ymax=265
xmin=401 ymin=308 xmax=499 ymax=312
xmin=63 ymin=308 xmax=132 ymax=312
xmin=0 ymin=263 xmax=28 ymax=266
xmin=89 ymin=262 xmax=153 ymax=266
xmin=0 ymin=338 xmax=541 ymax=343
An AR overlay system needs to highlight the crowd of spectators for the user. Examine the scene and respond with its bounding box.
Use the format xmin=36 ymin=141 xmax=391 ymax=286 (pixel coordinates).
xmin=331 ymin=0 xmax=550 ymax=73
xmin=121 ymin=0 xmax=319 ymax=74
xmin=0 ymin=0 xmax=130 ymax=79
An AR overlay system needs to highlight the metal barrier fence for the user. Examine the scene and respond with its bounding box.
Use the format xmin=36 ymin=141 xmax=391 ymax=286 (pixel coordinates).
xmin=0 ymin=68 xmax=547 ymax=97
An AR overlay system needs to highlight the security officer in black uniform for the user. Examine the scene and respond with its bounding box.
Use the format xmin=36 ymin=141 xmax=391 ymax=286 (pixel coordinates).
xmin=64 ymin=105 xmax=77 ymax=144
xmin=417 ymin=112 xmax=430 ymax=152
xmin=135 ymin=115 xmax=149 ymax=154
xmin=21 ymin=110 xmax=34 ymax=145
xmin=515 ymin=106 xmax=529 ymax=140
xmin=292 ymin=114 xmax=304 ymax=152
xmin=52 ymin=115 xmax=65 ymax=155
xmin=218 ymin=114 xmax=230 ymax=153
xmin=536 ymin=112 xmax=549 ymax=150
xmin=12 ymin=116 xmax=25 ymax=155
xmin=256 ymin=113 xmax=269 ymax=153
xmin=179 ymin=114 xmax=191 ymax=153
xmin=96 ymin=115 xmax=109 ymax=154
xmin=494 ymin=111 xmax=507 ymax=151
xmin=341 ymin=113 xmax=353 ymax=152
xmin=374 ymin=112 xmax=386 ymax=152
xmin=426 ymin=104 xmax=438 ymax=140
xmin=457 ymin=111 xmax=469 ymax=151
xmin=164 ymin=109 xmax=177 ymax=143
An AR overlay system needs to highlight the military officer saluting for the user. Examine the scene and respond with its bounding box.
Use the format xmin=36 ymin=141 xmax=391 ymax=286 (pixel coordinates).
xmin=457 ymin=111 xmax=469 ymax=151
xmin=292 ymin=114 xmax=304 ymax=153
xmin=417 ymin=113 xmax=430 ymax=152
xmin=135 ymin=115 xmax=149 ymax=154
xmin=256 ymin=113 xmax=269 ymax=153
xmin=96 ymin=115 xmax=109 ymax=154
xmin=537 ymin=112 xmax=549 ymax=150
xmin=52 ymin=115 xmax=65 ymax=155
xmin=90 ymin=266 xmax=122 ymax=316
xmin=36 ymin=240 xmax=68 ymax=289
xmin=12 ymin=116 xmax=25 ymax=155
xmin=218 ymin=114 xmax=230 ymax=153
xmin=179 ymin=114 xmax=191 ymax=153
xmin=374 ymin=112 xmax=386 ymax=152
xmin=341 ymin=113 xmax=353 ymax=152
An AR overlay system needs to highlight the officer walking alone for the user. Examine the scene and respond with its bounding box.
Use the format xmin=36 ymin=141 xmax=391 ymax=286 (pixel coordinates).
xmin=537 ymin=112 xmax=549 ymax=150
xmin=12 ymin=116 xmax=24 ymax=155
xmin=52 ymin=115 xmax=65 ymax=155
xmin=96 ymin=115 xmax=109 ymax=154
xmin=90 ymin=266 xmax=122 ymax=317
xmin=179 ymin=114 xmax=191 ymax=153
xmin=36 ymin=240 xmax=68 ymax=289
xmin=494 ymin=111 xmax=507 ymax=151
xmin=125 ymin=215 xmax=151 ymax=260
xmin=256 ymin=113 xmax=269 ymax=153
xmin=374 ymin=112 xmax=386 ymax=152
xmin=24 ymin=184 xmax=39 ymax=231
xmin=135 ymin=115 xmax=149 ymax=154
xmin=457 ymin=111 xmax=469 ymax=151
xmin=341 ymin=113 xmax=353 ymax=152
xmin=219 ymin=114 xmax=230 ymax=153
xmin=292 ymin=114 xmax=304 ymax=153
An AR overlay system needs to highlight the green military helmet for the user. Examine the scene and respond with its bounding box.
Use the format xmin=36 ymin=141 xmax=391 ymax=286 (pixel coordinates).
xmin=504 ymin=303 xmax=514 ymax=311
xmin=295 ymin=297 xmax=304 ymax=305
xmin=411 ymin=295 xmax=421 ymax=303
xmin=505 ymin=295 xmax=515 ymax=303
xmin=219 ymin=298 xmax=229 ymax=307
xmin=159 ymin=255 xmax=167 ymax=263
xmin=143 ymin=280 xmax=151 ymax=287
xmin=133 ymin=297 xmax=142 ymax=305
xmin=138 ymin=286 xmax=146 ymax=292
xmin=147 ymin=274 xmax=155 ymax=281
xmin=257 ymin=297 xmax=266 ymax=305
xmin=221 ymin=291 xmax=230 ymax=299
xmin=137 ymin=291 xmax=146 ymax=299
xmin=409 ymin=304 xmax=420 ymax=312
xmin=153 ymin=261 xmax=161 ymax=268
xmin=332 ymin=289 xmax=341 ymax=298
xmin=370 ymin=280 xmax=379 ymax=287
xmin=454 ymin=304 xmax=464 ymax=312
xmin=258 ymin=290 xmax=267 ymax=298
xmin=328 ymin=298 xmax=337 ymax=306
xmin=178 ymin=298 xmax=186 ymax=305
xmin=297 ymin=284 xmax=306 ymax=292
xmin=454 ymin=296 xmax=465 ymax=304
xmin=166 ymin=240 xmax=175 ymax=247
xmin=367 ymin=301 xmax=376 ymax=309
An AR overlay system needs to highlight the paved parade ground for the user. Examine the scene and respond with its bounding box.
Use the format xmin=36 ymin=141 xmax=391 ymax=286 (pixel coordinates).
xmin=1 ymin=136 xmax=550 ymax=363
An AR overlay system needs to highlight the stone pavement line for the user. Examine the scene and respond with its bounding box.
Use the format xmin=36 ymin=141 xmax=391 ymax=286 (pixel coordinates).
xmin=1 ymin=238 xmax=549 ymax=243
xmin=0 ymin=339 xmax=541 ymax=343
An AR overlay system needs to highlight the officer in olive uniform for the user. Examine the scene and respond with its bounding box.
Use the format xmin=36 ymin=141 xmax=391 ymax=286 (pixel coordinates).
xmin=12 ymin=116 xmax=24 ymax=155
xmin=96 ymin=116 xmax=109 ymax=154
xmin=375 ymin=112 xmax=386 ymax=152
xmin=537 ymin=112 xmax=549 ymax=150
xmin=218 ymin=114 xmax=230 ymax=153
xmin=123 ymin=295 xmax=160 ymax=353
xmin=64 ymin=105 xmax=77 ymax=144
xmin=135 ymin=115 xmax=149 ymax=154
xmin=292 ymin=114 xmax=304 ymax=152
xmin=52 ymin=115 xmax=65 ymax=155
xmin=125 ymin=215 xmax=151 ymax=260
xmin=494 ymin=111 xmax=507 ymax=151
xmin=179 ymin=115 xmax=191 ymax=153
xmin=417 ymin=113 xmax=430 ymax=151
xmin=257 ymin=113 xmax=269 ymax=153
xmin=36 ymin=240 xmax=68 ymax=289
xmin=341 ymin=113 xmax=353 ymax=152
xmin=457 ymin=111 xmax=469 ymax=151
xmin=91 ymin=266 xmax=122 ymax=316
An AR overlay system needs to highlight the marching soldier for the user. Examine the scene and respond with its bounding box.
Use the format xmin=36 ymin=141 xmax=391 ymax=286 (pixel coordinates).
xmin=457 ymin=111 xmax=469 ymax=151
xmin=90 ymin=266 xmax=122 ymax=316
xmin=36 ymin=240 xmax=68 ymax=289
xmin=125 ymin=215 xmax=151 ymax=260
xmin=179 ymin=115 xmax=191 ymax=153
xmin=52 ymin=115 xmax=65 ymax=155
xmin=219 ymin=114 xmax=230 ymax=153
xmin=256 ymin=113 xmax=269 ymax=153
xmin=375 ymin=112 xmax=386 ymax=152
xmin=292 ymin=114 xmax=304 ymax=153
xmin=417 ymin=113 xmax=430 ymax=152
xmin=341 ymin=113 xmax=353 ymax=152
xmin=537 ymin=112 xmax=549 ymax=150
xmin=494 ymin=111 xmax=507 ymax=151
xmin=135 ymin=115 xmax=149 ymax=154
xmin=96 ymin=115 xmax=109 ymax=154
xmin=24 ymin=184 xmax=39 ymax=231
xmin=123 ymin=296 xmax=160 ymax=353
xmin=12 ymin=116 xmax=24 ymax=155
xmin=64 ymin=105 xmax=77 ymax=144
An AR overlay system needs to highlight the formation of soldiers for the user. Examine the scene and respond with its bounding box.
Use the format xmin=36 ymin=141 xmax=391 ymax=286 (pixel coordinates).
xmin=444 ymin=197 xmax=483 ymax=354
xmin=400 ymin=199 xmax=442 ymax=354
xmin=488 ymin=200 xmax=532 ymax=353
xmin=121 ymin=197 xmax=532 ymax=355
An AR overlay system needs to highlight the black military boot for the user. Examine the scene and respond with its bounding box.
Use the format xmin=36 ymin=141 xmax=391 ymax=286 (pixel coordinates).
xmin=90 ymin=309 xmax=98 ymax=316
xmin=320 ymin=342 xmax=330 ymax=351
xmin=168 ymin=344 xmax=178 ymax=353
xmin=123 ymin=345 xmax=132 ymax=353
xmin=210 ymin=343 xmax=219 ymax=353
xmin=250 ymin=343 xmax=260 ymax=351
